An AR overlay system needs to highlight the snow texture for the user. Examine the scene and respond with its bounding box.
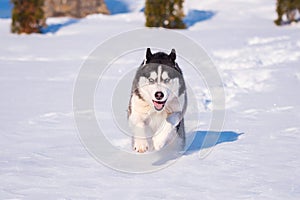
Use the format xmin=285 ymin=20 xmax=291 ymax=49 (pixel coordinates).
xmin=0 ymin=0 xmax=300 ymax=199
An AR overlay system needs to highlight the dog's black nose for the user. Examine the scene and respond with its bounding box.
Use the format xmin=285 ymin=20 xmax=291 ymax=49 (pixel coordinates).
xmin=155 ymin=91 xmax=164 ymax=100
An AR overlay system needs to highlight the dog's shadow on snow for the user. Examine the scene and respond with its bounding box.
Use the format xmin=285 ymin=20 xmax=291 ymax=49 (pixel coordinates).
xmin=185 ymin=131 xmax=243 ymax=154
xmin=153 ymin=131 xmax=243 ymax=166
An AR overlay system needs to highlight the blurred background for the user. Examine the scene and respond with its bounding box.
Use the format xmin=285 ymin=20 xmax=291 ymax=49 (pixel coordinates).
xmin=1 ymin=0 xmax=299 ymax=34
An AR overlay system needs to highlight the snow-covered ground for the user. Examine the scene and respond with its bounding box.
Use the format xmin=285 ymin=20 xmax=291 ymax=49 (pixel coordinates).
xmin=1 ymin=0 xmax=300 ymax=199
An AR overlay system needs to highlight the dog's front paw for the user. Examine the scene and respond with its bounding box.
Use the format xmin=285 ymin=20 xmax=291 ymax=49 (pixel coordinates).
xmin=133 ymin=138 xmax=149 ymax=153
xmin=152 ymin=134 xmax=166 ymax=151
xmin=153 ymin=140 xmax=165 ymax=151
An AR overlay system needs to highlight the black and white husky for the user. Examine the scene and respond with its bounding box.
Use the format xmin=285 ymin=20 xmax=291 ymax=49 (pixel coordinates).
xmin=128 ymin=48 xmax=187 ymax=153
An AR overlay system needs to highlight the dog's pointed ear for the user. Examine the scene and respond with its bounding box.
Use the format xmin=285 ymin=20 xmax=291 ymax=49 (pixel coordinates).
xmin=146 ymin=48 xmax=152 ymax=61
xmin=169 ymin=49 xmax=176 ymax=61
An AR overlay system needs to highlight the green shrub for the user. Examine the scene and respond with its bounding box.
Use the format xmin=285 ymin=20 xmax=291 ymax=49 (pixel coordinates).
xmin=145 ymin=0 xmax=186 ymax=29
xmin=274 ymin=0 xmax=300 ymax=25
xmin=11 ymin=0 xmax=46 ymax=34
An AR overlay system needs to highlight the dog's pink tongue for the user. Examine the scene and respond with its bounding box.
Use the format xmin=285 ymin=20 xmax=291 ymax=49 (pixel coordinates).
xmin=154 ymin=101 xmax=163 ymax=110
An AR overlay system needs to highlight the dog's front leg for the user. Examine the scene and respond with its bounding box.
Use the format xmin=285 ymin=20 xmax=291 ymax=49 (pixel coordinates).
xmin=152 ymin=112 xmax=181 ymax=150
xmin=129 ymin=115 xmax=152 ymax=153
xmin=131 ymin=124 xmax=151 ymax=153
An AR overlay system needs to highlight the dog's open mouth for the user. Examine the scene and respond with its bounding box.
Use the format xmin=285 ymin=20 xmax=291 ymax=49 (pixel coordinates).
xmin=152 ymin=100 xmax=167 ymax=111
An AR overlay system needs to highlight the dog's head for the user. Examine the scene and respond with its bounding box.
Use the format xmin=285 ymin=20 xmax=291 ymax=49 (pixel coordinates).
xmin=134 ymin=48 xmax=185 ymax=112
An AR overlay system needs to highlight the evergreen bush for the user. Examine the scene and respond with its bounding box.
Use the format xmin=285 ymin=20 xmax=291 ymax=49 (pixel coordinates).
xmin=145 ymin=0 xmax=186 ymax=29
xmin=274 ymin=0 xmax=300 ymax=25
xmin=11 ymin=0 xmax=46 ymax=34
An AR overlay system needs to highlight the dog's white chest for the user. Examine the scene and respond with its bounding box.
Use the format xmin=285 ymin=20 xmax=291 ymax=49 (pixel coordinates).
xmin=148 ymin=111 xmax=168 ymax=132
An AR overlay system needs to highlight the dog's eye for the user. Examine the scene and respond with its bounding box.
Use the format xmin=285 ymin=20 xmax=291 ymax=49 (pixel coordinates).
xmin=164 ymin=78 xmax=170 ymax=83
xmin=148 ymin=78 xmax=155 ymax=83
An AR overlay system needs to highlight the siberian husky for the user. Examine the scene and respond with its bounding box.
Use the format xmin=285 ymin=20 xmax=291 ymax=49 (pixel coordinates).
xmin=128 ymin=48 xmax=187 ymax=153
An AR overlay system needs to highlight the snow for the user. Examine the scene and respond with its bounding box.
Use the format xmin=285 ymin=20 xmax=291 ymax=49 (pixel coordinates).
xmin=1 ymin=0 xmax=300 ymax=199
